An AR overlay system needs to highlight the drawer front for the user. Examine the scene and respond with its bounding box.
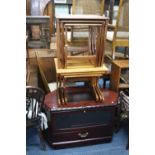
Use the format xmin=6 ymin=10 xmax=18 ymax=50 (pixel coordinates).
xmin=51 ymin=107 xmax=115 ymax=132
xmin=52 ymin=125 xmax=113 ymax=142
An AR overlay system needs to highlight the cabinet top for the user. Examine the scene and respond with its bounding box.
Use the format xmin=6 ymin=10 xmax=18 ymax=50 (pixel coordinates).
xmin=44 ymin=87 xmax=118 ymax=111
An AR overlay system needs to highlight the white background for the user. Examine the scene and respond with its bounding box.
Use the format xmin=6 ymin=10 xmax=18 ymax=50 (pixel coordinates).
xmin=0 ymin=0 xmax=155 ymax=154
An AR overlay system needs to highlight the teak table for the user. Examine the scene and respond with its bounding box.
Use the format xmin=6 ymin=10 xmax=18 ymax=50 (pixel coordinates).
xmin=55 ymin=15 xmax=109 ymax=105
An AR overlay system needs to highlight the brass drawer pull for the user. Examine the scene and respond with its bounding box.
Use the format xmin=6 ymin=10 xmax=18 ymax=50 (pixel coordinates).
xmin=78 ymin=132 xmax=89 ymax=138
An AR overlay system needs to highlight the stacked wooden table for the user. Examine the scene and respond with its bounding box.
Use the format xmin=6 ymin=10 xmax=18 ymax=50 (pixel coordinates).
xmin=55 ymin=15 xmax=109 ymax=105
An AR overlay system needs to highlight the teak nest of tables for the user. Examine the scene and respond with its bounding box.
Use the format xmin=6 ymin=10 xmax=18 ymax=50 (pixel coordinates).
xmin=55 ymin=15 xmax=109 ymax=105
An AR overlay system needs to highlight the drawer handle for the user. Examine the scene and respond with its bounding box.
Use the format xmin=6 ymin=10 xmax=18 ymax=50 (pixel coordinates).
xmin=78 ymin=132 xmax=89 ymax=138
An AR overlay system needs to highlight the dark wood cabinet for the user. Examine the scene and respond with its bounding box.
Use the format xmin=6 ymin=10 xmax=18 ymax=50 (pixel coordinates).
xmin=44 ymin=87 xmax=118 ymax=149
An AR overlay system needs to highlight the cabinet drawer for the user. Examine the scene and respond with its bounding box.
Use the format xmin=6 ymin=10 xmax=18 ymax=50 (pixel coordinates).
xmin=52 ymin=108 xmax=115 ymax=132
xmin=52 ymin=125 xmax=113 ymax=142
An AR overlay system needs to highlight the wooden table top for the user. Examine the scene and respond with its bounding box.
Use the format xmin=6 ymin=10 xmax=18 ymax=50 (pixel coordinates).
xmin=54 ymin=58 xmax=110 ymax=76
xmin=113 ymin=60 xmax=129 ymax=68
xmin=56 ymin=14 xmax=109 ymax=20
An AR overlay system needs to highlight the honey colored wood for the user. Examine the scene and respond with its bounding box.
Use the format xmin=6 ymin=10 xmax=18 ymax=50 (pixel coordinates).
xmin=105 ymin=0 xmax=129 ymax=60
xmin=56 ymin=15 xmax=108 ymax=69
xmin=28 ymin=49 xmax=56 ymax=58
xmin=26 ymin=63 xmax=38 ymax=87
xmin=36 ymin=52 xmax=51 ymax=93
xmin=54 ymin=58 xmax=109 ymax=75
xmin=69 ymin=0 xmax=106 ymax=55
xmin=27 ymin=51 xmax=56 ymax=82
xmin=26 ymin=0 xmax=31 ymax=15
xmin=110 ymin=60 xmax=129 ymax=92
xmin=54 ymin=58 xmax=109 ymax=105
xmin=56 ymin=14 xmax=109 ymax=20
xmin=113 ymin=60 xmax=129 ymax=68
xmin=36 ymin=55 xmax=56 ymax=83
xmin=55 ymin=15 xmax=109 ymax=105
xmin=43 ymin=0 xmax=55 ymax=36
xmin=72 ymin=0 xmax=105 ymax=15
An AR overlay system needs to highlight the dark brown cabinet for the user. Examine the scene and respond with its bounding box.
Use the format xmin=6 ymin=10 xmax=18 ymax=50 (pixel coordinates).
xmin=44 ymin=88 xmax=118 ymax=149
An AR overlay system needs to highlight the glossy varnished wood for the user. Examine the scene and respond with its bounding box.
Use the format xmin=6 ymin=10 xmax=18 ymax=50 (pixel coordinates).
xmin=44 ymin=88 xmax=118 ymax=149
xmin=44 ymin=87 xmax=118 ymax=109
xmin=55 ymin=15 xmax=109 ymax=104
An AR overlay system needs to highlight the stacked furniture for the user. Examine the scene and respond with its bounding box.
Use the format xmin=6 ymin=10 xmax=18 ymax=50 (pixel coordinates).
xmin=42 ymin=14 xmax=120 ymax=150
xmin=69 ymin=0 xmax=105 ymax=56
xmin=55 ymin=15 xmax=109 ymax=105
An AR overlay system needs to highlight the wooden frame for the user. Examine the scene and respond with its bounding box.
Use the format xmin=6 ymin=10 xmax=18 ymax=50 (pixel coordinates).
xmin=36 ymin=52 xmax=51 ymax=93
xmin=26 ymin=16 xmax=51 ymax=49
xmin=72 ymin=0 xmax=105 ymax=15
xmin=55 ymin=15 xmax=109 ymax=105
xmin=43 ymin=0 xmax=55 ymax=36
xmin=36 ymin=51 xmax=57 ymax=94
xmin=55 ymin=58 xmax=109 ymax=104
xmin=56 ymin=15 xmax=109 ymax=69
xmin=110 ymin=60 xmax=129 ymax=92
xmin=28 ymin=0 xmax=55 ymax=36
xmin=71 ymin=0 xmax=105 ymax=51
xmin=26 ymin=0 xmax=31 ymax=15
xmin=105 ymin=0 xmax=129 ymax=60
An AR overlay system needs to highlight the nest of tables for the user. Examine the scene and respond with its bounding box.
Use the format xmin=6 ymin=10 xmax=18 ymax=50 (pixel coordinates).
xmin=55 ymin=15 xmax=109 ymax=105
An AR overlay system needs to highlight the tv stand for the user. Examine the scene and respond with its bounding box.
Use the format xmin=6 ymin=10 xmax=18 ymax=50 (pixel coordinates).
xmin=44 ymin=87 xmax=118 ymax=149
